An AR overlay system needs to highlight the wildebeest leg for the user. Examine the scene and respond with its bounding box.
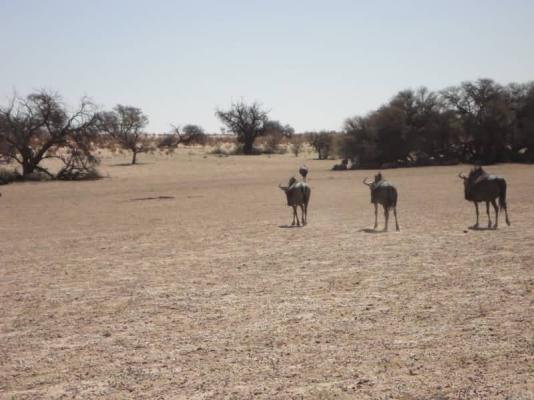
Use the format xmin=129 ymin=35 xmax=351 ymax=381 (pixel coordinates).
xmin=291 ymin=206 xmax=297 ymax=226
xmin=503 ymin=203 xmax=510 ymax=226
xmin=491 ymin=199 xmax=499 ymax=229
xmin=472 ymin=202 xmax=479 ymax=228
xmin=486 ymin=201 xmax=492 ymax=228
xmin=373 ymin=203 xmax=378 ymax=230
xmin=393 ymin=207 xmax=400 ymax=231
xmin=294 ymin=206 xmax=300 ymax=226
xmin=383 ymin=205 xmax=389 ymax=232
xmin=300 ymin=204 xmax=306 ymax=225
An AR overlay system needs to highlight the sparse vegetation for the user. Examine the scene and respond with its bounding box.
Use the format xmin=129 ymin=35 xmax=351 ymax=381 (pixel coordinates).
xmin=209 ymin=143 xmax=233 ymax=157
xmin=97 ymin=105 xmax=152 ymax=165
xmin=339 ymin=79 xmax=534 ymax=168
xmin=290 ymin=136 xmax=304 ymax=157
xmin=0 ymin=167 xmax=21 ymax=184
xmin=308 ymin=131 xmax=336 ymax=160
xmin=261 ymin=120 xmax=294 ymax=154
xmin=215 ymin=101 xmax=269 ymax=155
xmin=0 ymin=90 xmax=101 ymax=180
xmin=216 ymin=101 xmax=293 ymax=155
xmin=158 ymin=124 xmax=207 ymax=152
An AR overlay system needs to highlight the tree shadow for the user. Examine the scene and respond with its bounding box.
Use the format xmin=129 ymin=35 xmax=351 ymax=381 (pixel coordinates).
xmin=130 ymin=196 xmax=175 ymax=201
xmin=110 ymin=162 xmax=150 ymax=167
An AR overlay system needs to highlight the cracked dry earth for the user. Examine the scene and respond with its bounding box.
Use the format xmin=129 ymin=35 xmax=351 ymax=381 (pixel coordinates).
xmin=0 ymin=151 xmax=533 ymax=399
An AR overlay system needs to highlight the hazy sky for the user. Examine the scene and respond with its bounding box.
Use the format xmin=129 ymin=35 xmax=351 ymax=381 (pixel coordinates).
xmin=1 ymin=0 xmax=533 ymax=133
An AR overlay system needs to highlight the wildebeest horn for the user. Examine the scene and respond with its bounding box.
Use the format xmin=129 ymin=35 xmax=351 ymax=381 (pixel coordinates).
xmin=363 ymin=177 xmax=372 ymax=186
xmin=458 ymin=172 xmax=467 ymax=180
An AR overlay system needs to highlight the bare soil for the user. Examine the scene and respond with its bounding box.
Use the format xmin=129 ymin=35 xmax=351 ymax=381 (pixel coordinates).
xmin=1 ymin=150 xmax=533 ymax=399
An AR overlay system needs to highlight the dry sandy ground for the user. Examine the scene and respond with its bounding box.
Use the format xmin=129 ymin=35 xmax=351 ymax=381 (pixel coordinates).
xmin=0 ymin=150 xmax=533 ymax=399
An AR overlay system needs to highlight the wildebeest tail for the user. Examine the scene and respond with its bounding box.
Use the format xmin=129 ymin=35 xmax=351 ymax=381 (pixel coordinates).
xmin=388 ymin=186 xmax=398 ymax=209
xmin=498 ymin=178 xmax=507 ymax=210
xmin=301 ymin=185 xmax=311 ymax=205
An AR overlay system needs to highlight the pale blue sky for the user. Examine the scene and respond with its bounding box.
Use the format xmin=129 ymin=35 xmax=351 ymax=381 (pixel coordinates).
xmin=1 ymin=0 xmax=533 ymax=133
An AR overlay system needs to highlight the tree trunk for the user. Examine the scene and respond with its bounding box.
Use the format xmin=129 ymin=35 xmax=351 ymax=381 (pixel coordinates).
xmin=22 ymin=162 xmax=36 ymax=177
xmin=243 ymin=139 xmax=254 ymax=155
xmin=22 ymin=155 xmax=38 ymax=177
xmin=132 ymin=150 xmax=137 ymax=165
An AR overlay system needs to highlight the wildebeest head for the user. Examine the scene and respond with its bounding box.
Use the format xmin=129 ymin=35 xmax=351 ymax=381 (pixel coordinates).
xmin=458 ymin=166 xmax=487 ymax=199
xmin=278 ymin=183 xmax=289 ymax=205
xmin=363 ymin=172 xmax=384 ymax=190
xmin=279 ymin=177 xmax=301 ymax=206
xmin=299 ymin=165 xmax=308 ymax=179
xmin=374 ymin=172 xmax=383 ymax=183
xmin=279 ymin=176 xmax=298 ymax=192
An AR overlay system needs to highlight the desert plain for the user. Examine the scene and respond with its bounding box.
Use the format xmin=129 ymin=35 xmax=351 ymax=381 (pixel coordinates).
xmin=0 ymin=149 xmax=533 ymax=399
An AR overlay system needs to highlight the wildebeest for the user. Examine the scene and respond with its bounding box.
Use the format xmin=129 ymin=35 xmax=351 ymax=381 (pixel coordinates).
xmin=332 ymin=159 xmax=349 ymax=171
xmin=279 ymin=176 xmax=311 ymax=226
xmin=299 ymin=165 xmax=308 ymax=182
xmin=363 ymin=172 xmax=400 ymax=231
xmin=458 ymin=166 xmax=510 ymax=229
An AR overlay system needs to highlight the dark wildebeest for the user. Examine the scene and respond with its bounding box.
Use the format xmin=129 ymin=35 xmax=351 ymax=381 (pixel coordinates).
xmin=279 ymin=176 xmax=311 ymax=226
xmin=332 ymin=159 xmax=349 ymax=171
xmin=363 ymin=172 xmax=400 ymax=231
xmin=458 ymin=166 xmax=510 ymax=229
xmin=299 ymin=165 xmax=308 ymax=182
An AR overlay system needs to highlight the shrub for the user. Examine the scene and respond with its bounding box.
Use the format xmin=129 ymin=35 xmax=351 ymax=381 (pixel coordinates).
xmin=309 ymin=131 xmax=335 ymax=159
xmin=0 ymin=168 xmax=22 ymax=185
xmin=290 ymin=137 xmax=304 ymax=157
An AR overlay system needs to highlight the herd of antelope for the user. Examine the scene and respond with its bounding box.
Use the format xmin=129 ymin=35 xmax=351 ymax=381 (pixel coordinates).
xmin=279 ymin=165 xmax=511 ymax=230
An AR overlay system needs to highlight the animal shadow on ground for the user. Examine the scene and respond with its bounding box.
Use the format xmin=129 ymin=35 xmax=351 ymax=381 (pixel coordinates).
xmin=468 ymin=225 xmax=497 ymax=231
xmin=359 ymin=228 xmax=387 ymax=234
xmin=278 ymin=224 xmax=305 ymax=229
